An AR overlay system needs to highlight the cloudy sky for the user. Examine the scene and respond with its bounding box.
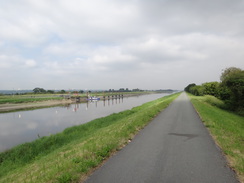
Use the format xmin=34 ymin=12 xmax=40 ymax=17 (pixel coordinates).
xmin=0 ymin=0 xmax=244 ymax=90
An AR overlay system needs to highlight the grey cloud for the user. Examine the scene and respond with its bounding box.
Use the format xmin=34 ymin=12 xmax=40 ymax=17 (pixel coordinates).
xmin=137 ymin=0 xmax=244 ymax=36
xmin=0 ymin=0 xmax=243 ymax=90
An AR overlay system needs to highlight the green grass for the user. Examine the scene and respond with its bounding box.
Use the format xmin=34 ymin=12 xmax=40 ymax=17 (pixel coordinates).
xmin=188 ymin=93 xmax=244 ymax=182
xmin=0 ymin=95 xmax=63 ymax=104
xmin=0 ymin=92 xmax=181 ymax=183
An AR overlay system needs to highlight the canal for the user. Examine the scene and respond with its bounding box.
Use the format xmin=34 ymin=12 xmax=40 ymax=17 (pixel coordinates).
xmin=0 ymin=93 xmax=171 ymax=152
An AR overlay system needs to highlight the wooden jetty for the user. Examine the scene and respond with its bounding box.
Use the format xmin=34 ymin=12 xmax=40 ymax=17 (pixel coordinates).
xmin=102 ymin=94 xmax=123 ymax=100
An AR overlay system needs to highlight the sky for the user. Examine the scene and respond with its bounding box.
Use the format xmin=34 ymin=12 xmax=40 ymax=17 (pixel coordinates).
xmin=0 ymin=0 xmax=244 ymax=91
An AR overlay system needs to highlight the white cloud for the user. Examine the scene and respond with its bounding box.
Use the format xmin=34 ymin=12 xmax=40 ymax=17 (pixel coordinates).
xmin=0 ymin=54 xmax=22 ymax=69
xmin=0 ymin=55 xmax=13 ymax=69
xmin=25 ymin=59 xmax=37 ymax=68
xmin=0 ymin=4 xmax=52 ymax=46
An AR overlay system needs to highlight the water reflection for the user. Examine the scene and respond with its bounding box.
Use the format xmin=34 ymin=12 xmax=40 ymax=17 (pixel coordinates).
xmin=0 ymin=93 xmax=169 ymax=152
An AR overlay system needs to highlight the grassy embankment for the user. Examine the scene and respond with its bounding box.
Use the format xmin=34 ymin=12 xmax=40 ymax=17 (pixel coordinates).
xmin=0 ymin=92 xmax=180 ymax=183
xmin=188 ymin=94 xmax=244 ymax=182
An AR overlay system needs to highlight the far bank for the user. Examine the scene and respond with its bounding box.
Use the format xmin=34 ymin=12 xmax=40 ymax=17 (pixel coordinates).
xmin=0 ymin=91 xmax=171 ymax=113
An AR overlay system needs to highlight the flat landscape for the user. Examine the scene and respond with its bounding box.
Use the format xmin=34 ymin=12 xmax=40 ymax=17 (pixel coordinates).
xmin=1 ymin=1 xmax=243 ymax=182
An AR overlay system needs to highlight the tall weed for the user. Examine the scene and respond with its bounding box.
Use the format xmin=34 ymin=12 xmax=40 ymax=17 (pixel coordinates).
xmin=203 ymin=95 xmax=227 ymax=109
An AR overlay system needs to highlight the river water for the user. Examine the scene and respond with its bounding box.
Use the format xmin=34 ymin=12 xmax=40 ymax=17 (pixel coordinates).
xmin=0 ymin=93 xmax=171 ymax=152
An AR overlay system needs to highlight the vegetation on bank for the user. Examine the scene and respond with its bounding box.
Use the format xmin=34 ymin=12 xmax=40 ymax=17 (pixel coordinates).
xmin=185 ymin=67 xmax=244 ymax=181
xmin=185 ymin=67 xmax=244 ymax=115
xmin=188 ymin=94 xmax=244 ymax=182
xmin=0 ymin=92 xmax=180 ymax=183
xmin=0 ymin=96 xmax=64 ymax=104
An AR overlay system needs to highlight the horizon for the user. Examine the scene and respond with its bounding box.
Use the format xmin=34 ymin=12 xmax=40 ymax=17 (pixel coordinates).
xmin=0 ymin=88 xmax=178 ymax=92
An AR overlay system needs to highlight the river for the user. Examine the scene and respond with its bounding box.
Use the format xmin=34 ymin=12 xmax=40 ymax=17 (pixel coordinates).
xmin=0 ymin=93 xmax=171 ymax=152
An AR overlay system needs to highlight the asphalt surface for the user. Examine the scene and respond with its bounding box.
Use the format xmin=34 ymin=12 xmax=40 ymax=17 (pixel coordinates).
xmin=84 ymin=92 xmax=238 ymax=183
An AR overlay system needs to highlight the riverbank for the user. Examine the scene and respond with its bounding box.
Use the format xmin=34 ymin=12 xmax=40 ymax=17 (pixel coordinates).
xmin=0 ymin=93 xmax=180 ymax=183
xmin=188 ymin=94 xmax=244 ymax=182
xmin=0 ymin=99 xmax=74 ymax=113
xmin=0 ymin=92 xmax=161 ymax=113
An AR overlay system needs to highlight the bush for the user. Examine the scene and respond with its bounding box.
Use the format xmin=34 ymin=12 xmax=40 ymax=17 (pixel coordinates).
xmin=189 ymin=85 xmax=203 ymax=96
xmin=202 ymin=82 xmax=219 ymax=97
xmin=221 ymin=68 xmax=244 ymax=111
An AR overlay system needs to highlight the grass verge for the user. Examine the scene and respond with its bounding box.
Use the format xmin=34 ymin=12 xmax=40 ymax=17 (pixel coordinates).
xmin=188 ymin=93 xmax=244 ymax=182
xmin=0 ymin=92 xmax=180 ymax=183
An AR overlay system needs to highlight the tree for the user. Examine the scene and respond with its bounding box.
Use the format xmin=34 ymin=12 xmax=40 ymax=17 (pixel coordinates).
xmin=218 ymin=85 xmax=231 ymax=101
xmin=47 ymin=90 xmax=54 ymax=94
xmin=223 ymin=70 xmax=244 ymax=110
xmin=189 ymin=85 xmax=203 ymax=96
xmin=184 ymin=83 xmax=196 ymax=93
xmin=220 ymin=67 xmax=244 ymax=111
xmin=220 ymin=67 xmax=242 ymax=82
xmin=202 ymin=82 xmax=219 ymax=97
xmin=33 ymin=87 xmax=46 ymax=94
xmin=60 ymin=90 xmax=66 ymax=94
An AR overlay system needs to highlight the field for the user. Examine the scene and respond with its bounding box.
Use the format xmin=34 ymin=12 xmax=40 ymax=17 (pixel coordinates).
xmin=188 ymin=94 xmax=244 ymax=182
xmin=0 ymin=94 xmax=64 ymax=104
xmin=0 ymin=92 xmax=180 ymax=183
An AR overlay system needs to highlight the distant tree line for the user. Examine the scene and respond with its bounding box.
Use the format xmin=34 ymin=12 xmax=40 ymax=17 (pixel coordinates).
xmin=32 ymin=87 xmax=146 ymax=94
xmin=185 ymin=67 xmax=244 ymax=113
xmin=32 ymin=87 xmax=148 ymax=95
xmin=32 ymin=88 xmax=84 ymax=94
xmin=107 ymin=88 xmax=144 ymax=92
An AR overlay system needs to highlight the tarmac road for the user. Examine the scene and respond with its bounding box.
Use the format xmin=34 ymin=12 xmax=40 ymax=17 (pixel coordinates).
xmin=84 ymin=92 xmax=238 ymax=183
